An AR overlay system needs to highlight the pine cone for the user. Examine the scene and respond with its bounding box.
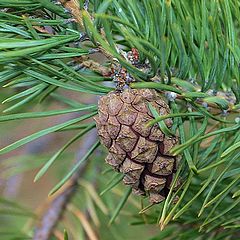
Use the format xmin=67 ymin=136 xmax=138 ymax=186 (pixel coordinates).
xmin=94 ymin=88 xmax=180 ymax=204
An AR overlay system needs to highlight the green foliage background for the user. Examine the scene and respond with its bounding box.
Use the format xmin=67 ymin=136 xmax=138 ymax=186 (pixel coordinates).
xmin=0 ymin=0 xmax=240 ymax=239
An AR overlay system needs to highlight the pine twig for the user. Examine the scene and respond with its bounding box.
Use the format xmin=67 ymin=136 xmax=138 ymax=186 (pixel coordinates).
xmin=33 ymin=130 xmax=98 ymax=240
xmin=59 ymin=0 xmax=83 ymax=27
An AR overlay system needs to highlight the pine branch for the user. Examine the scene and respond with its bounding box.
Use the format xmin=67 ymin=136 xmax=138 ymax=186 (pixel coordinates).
xmin=0 ymin=1 xmax=240 ymax=238
xmin=33 ymin=130 xmax=97 ymax=240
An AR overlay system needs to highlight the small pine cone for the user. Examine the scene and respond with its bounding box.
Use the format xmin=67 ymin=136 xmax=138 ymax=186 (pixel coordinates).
xmin=94 ymin=88 xmax=180 ymax=204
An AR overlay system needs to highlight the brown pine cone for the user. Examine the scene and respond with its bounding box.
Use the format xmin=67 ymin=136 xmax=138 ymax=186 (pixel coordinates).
xmin=94 ymin=88 xmax=180 ymax=204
